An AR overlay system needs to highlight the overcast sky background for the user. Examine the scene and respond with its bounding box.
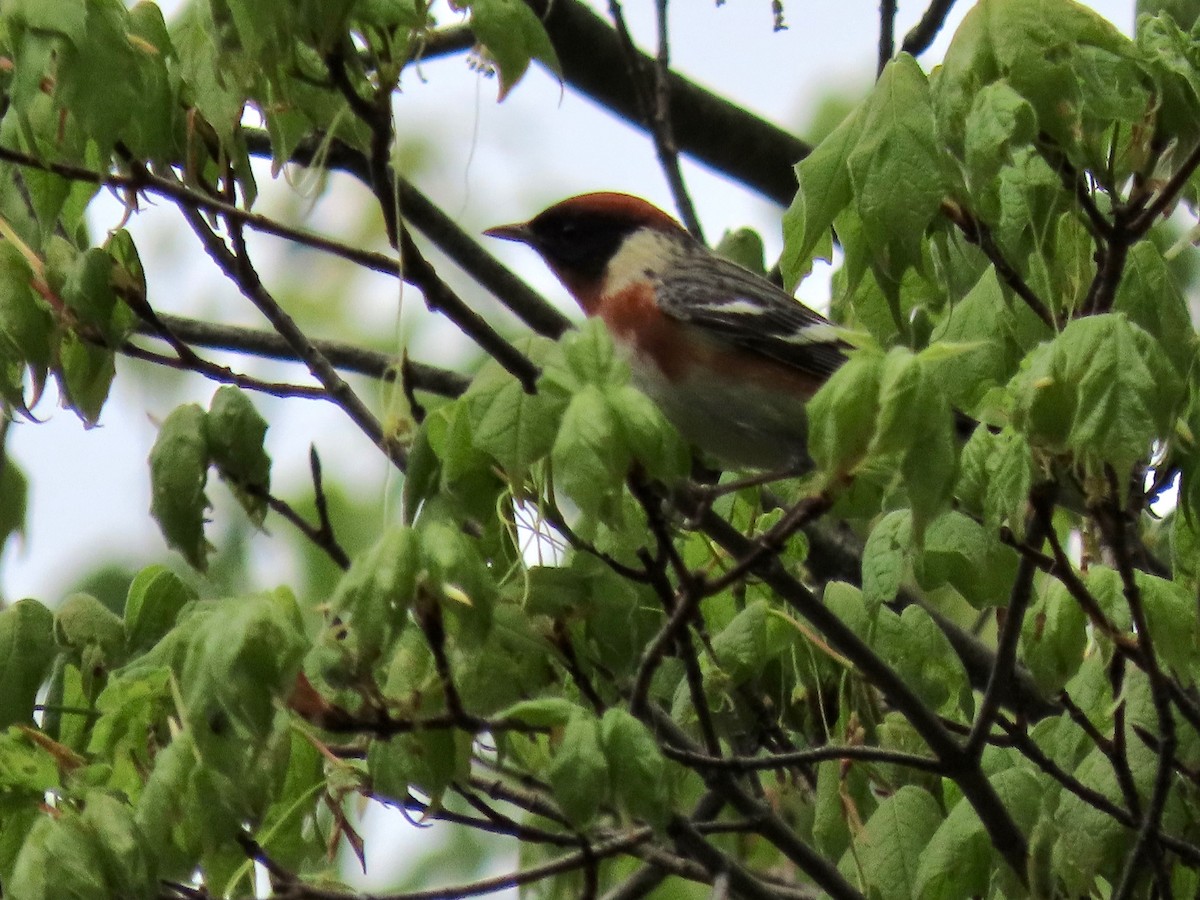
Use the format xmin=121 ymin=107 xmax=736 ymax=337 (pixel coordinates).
xmin=1 ymin=0 xmax=1143 ymax=891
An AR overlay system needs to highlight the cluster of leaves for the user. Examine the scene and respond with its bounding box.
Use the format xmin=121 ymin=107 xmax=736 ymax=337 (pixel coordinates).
xmin=1 ymin=0 xmax=1200 ymax=899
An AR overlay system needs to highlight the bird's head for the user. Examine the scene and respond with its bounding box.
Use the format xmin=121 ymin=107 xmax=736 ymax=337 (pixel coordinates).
xmin=486 ymin=192 xmax=694 ymax=312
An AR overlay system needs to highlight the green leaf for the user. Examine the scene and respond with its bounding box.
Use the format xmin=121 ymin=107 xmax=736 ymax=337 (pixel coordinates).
xmin=806 ymin=350 xmax=884 ymax=477
xmin=609 ymin=384 xmax=689 ymax=483
xmin=0 ymin=599 xmax=56 ymax=728
xmin=9 ymin=792 xmax=155 ymax=900
xmin=467 ymin=358 xmax=563 ymax=478
xmin=1021 ymin=580 xmax=1087 ymax=694
xmin=548 ymin=711 xmax=610 ymax=826
xmin=4 ymin=0 xmax=88 ymax=44
xmin=915 ymin=767 xmax=1041 ymax=899
xmin=847 ymin=54 xmax=945 ymax=283
xmin=369 ymin=728 xmax=467 ymax=807
xmin=600 ymin=708 xmax=668 ymax=829
xmin=61 ymin=247 xmax=131 ymax=343
xmin=714 ymin=227 xmax=766 ymax=274
xmin=181 ymin=589 xmax=307 ymax=742
xmin=1052 ymin=747 xmax=1128 ymax=893
xmin=862 ymin=510 xmax=913 ymax=610
xmin=148 ymin=403 xmax=211 ymax=571
xmin=57 ymin=331 xmax=116 ymax=426
xmin=917 ymin=511 xmax=1019 ymax=609
xmin=875 ymin=604 xmax=973 ymax=717
xmin=710 ymin=600 xmax=789 ymax=683
xmin=963 ymin=82 xmax=1037 ymax=219
xmin=0 ymin=454 xmax=28 ymax=551
xmin=1010 ymin=314 xmax=1178 ymax=474
xmin=848 ymin=786 xmax=943 ymax=900
xmin=207 ymin=386 xmax=271 ymax=525
xmin=782 ymin=107 xmax=860 ymax=287
xmin=329 ymin=526 xmax=419 ymax=671
xmin=1113 ymin=241 xmax=1196 ymax=375
xmin=496 ymin=698 xmax=585 ymax=729
xmin=1136 ymin=571 xmax=1200 ymax=673
xmin=551 ymin=385 xmax=627 ymax=520
xmin=470 ymin=0 xmax=562 ymax=101
xmin=124 ymin=565 xmax=196 ymax=654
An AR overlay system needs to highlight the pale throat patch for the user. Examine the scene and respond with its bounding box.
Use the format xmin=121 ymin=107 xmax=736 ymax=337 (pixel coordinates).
xmin=602 ymin=229 xmax=685 ymax=296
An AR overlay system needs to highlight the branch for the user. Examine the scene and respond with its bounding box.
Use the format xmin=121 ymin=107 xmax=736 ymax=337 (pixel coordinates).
xmin=526 ymin=0 xmax=810 ymax=205
xmin=878 ymin=0 xmax=897 ymax=75
xmin=664 ymin=742 xmax=943 ymax=773
xmin=147 ymin=313 xmax=470 ymax=398
xmin=689 ymin=500 xmax=1031 ymax=883
xmin=647 ymin=705 xmax=865 ymax=900
xmin=942 ymin=201 xmax=1057 ymax=329
xmin=899 ymin=0 xmax=960 ymax=56
xmin=965 ymin=486 xmax=1053 ymax=758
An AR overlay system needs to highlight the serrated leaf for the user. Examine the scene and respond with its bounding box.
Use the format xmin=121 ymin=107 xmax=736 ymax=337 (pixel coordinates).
xmin=496 ymin=698 xmax=584 ymax=729
xmin=1021 ymin=580 xmax=1087 ymax=694
xmin=847 ymin=54 xmax=945 ymax=282
xmin=149 ymin=404 xmax=211 ymax=570
xmin=875 ymin=604 xmax=973 ymax=716
xmin=609 ymin=384 xmax=689 ymax=483
xmin=330 ymin=526 xmax=420 ymax=671
xmin=1113 ymin=241 xmax=1196 ymax=375
xmin=915 ymin=767 xmax=1040 ymax=899
xmin=369 ymin=728 xmax=466 ymax=807
xmin=600 ymin=708 xmax=668 ymax=829
xmin=551 ymin=385 xmax=627 ymax=520
xmin=0 ymin=455 xmax=28 ymax=551
xmin=1136 ymin=571 xmax=1200 ymax=673
xmin=467 ymin=360 xmax=562 ymax=478
xmin=862 ymin=510 xmax=913 ymax=610
xmin=181 ymin=589 xmax=307 ymax=742
xmin=782 ymin=107 xmax=860 ymax=287
xmin=714 ymin=227 xmax=765 ymax=274
xmin=848 ymin=786 xmax=943 ymax=900
xmin=917 ymin=511 xmax=1018 ymax=609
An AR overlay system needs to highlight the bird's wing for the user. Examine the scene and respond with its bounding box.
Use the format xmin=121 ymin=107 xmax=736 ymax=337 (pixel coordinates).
xmin=655 ymin=257 xmax=848 ymax=379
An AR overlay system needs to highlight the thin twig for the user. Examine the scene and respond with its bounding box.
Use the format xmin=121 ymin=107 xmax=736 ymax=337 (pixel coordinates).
xmin=965 ymin=486 xmax=1053 ymax=757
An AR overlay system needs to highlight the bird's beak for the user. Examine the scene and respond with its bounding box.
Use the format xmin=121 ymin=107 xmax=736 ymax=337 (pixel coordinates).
xmin=483 ymin=221 xmax=534 ymax=245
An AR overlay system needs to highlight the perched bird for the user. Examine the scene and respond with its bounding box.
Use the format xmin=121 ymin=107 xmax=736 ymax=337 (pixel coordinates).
xmin=485 ymin=192 xmax=847 ymax=471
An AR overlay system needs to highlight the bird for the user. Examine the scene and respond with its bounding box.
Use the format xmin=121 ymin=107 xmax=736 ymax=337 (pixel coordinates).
xmin=485 ymin=192 xmax=848 ymax=471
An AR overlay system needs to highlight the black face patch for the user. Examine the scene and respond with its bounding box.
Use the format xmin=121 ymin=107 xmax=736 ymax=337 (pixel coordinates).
xmin=525 ymin=208 xmax=638 ymax=281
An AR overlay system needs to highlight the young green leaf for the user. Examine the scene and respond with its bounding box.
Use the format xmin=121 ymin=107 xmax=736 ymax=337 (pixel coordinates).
xmin=148 ymin=403 xmax=211 ymax=571
xmin=782 ymin=106 xmax=860 ymax=288
xmin=207 ymin=386 xmax=271 ymax=526
xmin=548 ymin=710 xmax=610 ymax=826
xmin=1020 ymin=580 xmax=1087 ymax=695
xmin=862 ymin=509 xmax=913 ymax=610
xmin=846 ymin=786 xmax=943 ymax=900
xmin=806 ymin=350 xmax=884 ymax=478
xmin=470 ymin=0 xmax=562 ymax=101
xmin=123 ymin=565 xmax=197 ymax=654
xmin=600 ymin=708 xmax=669 ymax=829
xmin=0 ymin=599 xmax=56 ymax=729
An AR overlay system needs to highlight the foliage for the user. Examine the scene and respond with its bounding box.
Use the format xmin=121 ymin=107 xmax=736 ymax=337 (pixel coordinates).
xmin=1 ymin=0 xmax=1200 ymax=899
